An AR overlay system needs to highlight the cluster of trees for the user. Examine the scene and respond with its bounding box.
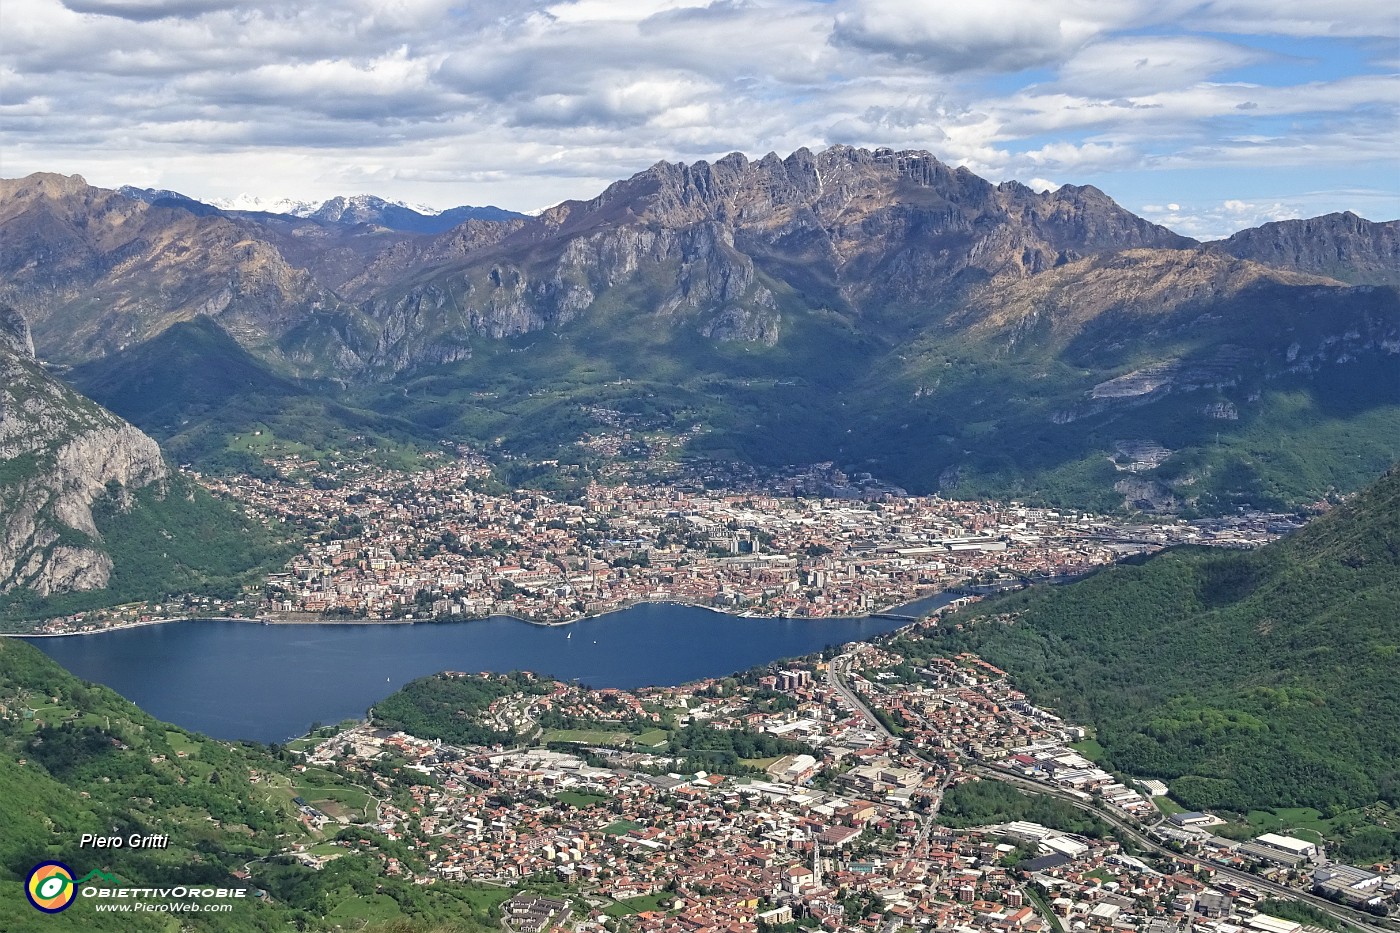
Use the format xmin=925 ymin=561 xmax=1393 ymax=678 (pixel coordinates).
xmin=937 ymin=779 xmax=1112 ymax=838
xmin=251 ymin=851 xmax=503 ymax=931
xmin=372 ymin=672 xmax=550 ymax=747
xmin=662 ymin=723 xmax=814 ymax=776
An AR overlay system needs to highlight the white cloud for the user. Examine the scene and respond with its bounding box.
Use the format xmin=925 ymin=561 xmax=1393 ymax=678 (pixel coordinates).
xmin=1057 ymin=36 xmax=1264 ymax=95
xmin=1183 ymin=0 xmax=1400 ymax=38
xmin=0 ymin=0 xmax=1395 ymax=221
xmin=1140 ymin=198 xmax=1303 ymax=239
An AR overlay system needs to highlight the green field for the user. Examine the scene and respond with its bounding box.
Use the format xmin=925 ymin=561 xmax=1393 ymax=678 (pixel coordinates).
xmin=740 ymin=756 xmax=783 ymax=770
xmin=1242 ymin=807 xmax=1344 ymax=844
xmin=164 ymin=730 xmax=200 ymax=758
xmin=632 ymin=728 xmax=670 ymax=747
xmin=1069 ymin=739 xmax=1106 ymax=762
xmin=294 ymin=784 xmax=373 ymax=820
xmin=555 ymin=791 xmax=608 ymax=808
xmin=325 ymin=889 xmax=403 ymax=925
xmin=604 ymin=893 xmax=671 ymax=916
xmin=460 ymin=886 xmax=514 ymax=912
xmin=603 ymin=820 xmax=644 ymax=836
xmin=1154 ymin=796 xmax=1188 ymax=817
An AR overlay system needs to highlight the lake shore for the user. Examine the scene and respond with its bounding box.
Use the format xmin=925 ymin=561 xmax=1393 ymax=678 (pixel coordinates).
xmin=26 ymin=601 xmax=951 ymax=743
xmin=5 ymin=589 xmax=953 ymax=639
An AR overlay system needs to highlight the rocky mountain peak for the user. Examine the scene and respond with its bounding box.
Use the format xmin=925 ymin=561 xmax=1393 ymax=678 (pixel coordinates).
xmin=0 ymin=173 xmax=331 ymax=364
xmin=3 ymin=173 xmax=90 ymax=200
xmin=0 ymin=331 xmax=168 ymax=597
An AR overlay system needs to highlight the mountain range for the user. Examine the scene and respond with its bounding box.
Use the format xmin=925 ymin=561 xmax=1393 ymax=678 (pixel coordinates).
xmin=118 ymin=187 xmax=525 ymax=232
xmin=2 ymin=146 xmax=1397 ymax=514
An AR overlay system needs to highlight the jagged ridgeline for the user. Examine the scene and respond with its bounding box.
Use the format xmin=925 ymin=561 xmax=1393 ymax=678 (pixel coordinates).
xmin=2 ymin=153 xmax=1398 ymax=510
xmin=0 ymin=306 xmax=288 ymax=625
xmin=0 ymin=639 xmax=503 ymax=930
xmin=901 ymin=465 xmax=1400 ymax=815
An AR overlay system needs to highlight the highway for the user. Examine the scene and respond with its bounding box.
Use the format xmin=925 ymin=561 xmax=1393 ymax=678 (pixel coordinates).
xmin=826 ymin=653 xmax=1394 ymax=933
xmin=827 ymin=649 xmax=893 ymax=738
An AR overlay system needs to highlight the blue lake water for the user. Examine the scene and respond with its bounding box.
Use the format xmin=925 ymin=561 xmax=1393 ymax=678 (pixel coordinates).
xmin=23 ymin=594 xmax=953 ymax=744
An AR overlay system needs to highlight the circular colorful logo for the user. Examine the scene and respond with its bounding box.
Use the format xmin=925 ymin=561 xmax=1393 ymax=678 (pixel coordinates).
xmin=26 ymin=862 xmax=76 ymax=913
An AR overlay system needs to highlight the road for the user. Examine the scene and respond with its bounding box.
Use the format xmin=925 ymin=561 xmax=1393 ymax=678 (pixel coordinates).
xmin=971 ymin=762 xmax=1396 ymax=933
xmin=831 ymin=650 xmax=945 ymax=861
xmin=827 ymin=650 xmax=892 ymax=737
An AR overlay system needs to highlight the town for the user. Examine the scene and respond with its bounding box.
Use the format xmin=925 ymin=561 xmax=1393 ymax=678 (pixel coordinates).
xmin=28 ymin=451 xmax=1301 ymax=635
xmin=267 ymin=609 xmax=1397 ymax=933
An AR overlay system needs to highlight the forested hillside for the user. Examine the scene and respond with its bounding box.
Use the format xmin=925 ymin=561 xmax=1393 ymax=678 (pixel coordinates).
xmin=0 ymin=306 xmax=290 ymax=625
xmin=900 ymin=466 xmax=1400 ymax=815
xmin=0 ymin=638 xmax=505 ymax=930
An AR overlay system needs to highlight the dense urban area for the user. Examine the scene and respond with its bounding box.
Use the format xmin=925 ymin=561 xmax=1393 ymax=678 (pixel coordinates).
xmin=25 ymin=451 xmax=1300 ymax=634
xmin=11 ymin=449 xmax=1394 ymax=933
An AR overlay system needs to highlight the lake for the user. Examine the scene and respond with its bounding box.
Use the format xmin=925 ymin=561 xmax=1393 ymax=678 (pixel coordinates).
xmin=23 ymin=595 xmax=953 ymax=743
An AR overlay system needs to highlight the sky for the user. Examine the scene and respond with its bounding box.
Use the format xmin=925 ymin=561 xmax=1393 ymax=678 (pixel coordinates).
xmin=3 ymin=0 xmax=1397 ymax=239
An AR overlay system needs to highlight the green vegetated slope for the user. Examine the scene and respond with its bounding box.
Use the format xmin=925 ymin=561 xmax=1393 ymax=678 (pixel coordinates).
xmin=854 ymin=277 xmax=1400 ymax=512
xmin=361 ymin=268 xmax=1400 ymax=512
xmin=939 ymin=779 xmax=1113 ymax=837
xmin=360 ymin=267 xmax=874 ymax=462
xmin=70 ymin=317 xmax=434 ymax=473
xmin=0 ymin=323 xmax=291 ymax=626
xmin=0 ymin=638 xmax=504 ymax=930
xmin=371 ymin=671 xmax=550 ymax=746
xmin=910 ymin=466 xmax=1400 ymax=814
xmin=0 ymin=472 xmax=292 ymax=628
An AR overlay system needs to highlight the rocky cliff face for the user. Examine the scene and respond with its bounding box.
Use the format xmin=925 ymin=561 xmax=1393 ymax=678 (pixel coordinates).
xmin=369 ymin=146 xmax=1195 ymax=356
xmin=3 ymin=151 xmax=1396 ymax=512
xmin=1209 ymin=212 xmax=1400 ymax=286
xmin=0 ymin=305 xmax=167 ymax=596
xmin=5 ymin=152 xmax=1394 ymax=381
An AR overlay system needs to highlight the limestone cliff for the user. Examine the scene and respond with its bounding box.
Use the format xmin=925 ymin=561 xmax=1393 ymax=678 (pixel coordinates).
xmin=0 ymin=306 xmax=167 ymax=596
xmin=1208 ymin=212 xmax=1400 ymax=286
xmin=353 ymin=146 xmax=1194 ymax=362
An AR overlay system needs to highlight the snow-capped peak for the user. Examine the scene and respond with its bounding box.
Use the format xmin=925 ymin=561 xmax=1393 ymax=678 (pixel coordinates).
xmin=210 ymin=194 xmax=318 ymax=214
